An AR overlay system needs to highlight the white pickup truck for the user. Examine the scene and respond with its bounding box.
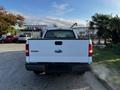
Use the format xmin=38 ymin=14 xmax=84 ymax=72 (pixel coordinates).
xmin=25 ymin=28 xmax=93 ymax=75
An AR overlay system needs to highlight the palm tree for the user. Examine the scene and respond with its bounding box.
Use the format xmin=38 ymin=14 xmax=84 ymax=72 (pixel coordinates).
xmin=90 ymin=13 xmax=111 ymax=45
xmin=109 ymin=15 xmax=120 ymax=44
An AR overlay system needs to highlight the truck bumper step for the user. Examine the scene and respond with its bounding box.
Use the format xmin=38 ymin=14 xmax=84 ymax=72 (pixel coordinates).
xmin=25 ymin=63 xmax=91 ymax=73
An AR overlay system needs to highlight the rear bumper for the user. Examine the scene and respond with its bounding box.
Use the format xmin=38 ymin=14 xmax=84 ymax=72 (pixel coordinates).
xmin=25 ymin=63 xmax=91 ymax=72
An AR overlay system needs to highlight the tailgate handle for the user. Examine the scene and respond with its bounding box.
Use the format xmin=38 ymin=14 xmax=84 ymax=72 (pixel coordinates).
xmin=55 ymin=49 xmax=62 ymax=53
xmin=55 ymin=41 xmax=62 ymax=45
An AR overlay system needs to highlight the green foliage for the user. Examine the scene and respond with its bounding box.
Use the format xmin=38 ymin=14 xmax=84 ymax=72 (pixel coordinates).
xmin=89 ymin=13 xmax=120 ymax=44
xmin=109 ymin=16 xmax=120 ymax=44
xmin=93 ymin=47 xmax=120 ymax=62
xmin=0 ymin=6 xmax=24 ymax=35
xmin=94 ymin=46 xmax=120 ymax=71
xmin=6 ymin=27 xmax=17 ymax=35
xmin=89 ymin=21 xmax=95 ymax=30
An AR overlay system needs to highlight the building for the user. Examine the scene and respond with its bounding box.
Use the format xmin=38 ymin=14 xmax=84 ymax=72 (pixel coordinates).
xmin=19 ymin=25 xmax=47 ymax=38
xmin=19 ymin=25 xmax=97 ymax=39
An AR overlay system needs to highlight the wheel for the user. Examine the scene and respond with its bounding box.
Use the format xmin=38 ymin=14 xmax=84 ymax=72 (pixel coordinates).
xmin=77 ymin=71 xmax=85 ymax=75
xmin=33 ymin=71 xmax=40 ymax=75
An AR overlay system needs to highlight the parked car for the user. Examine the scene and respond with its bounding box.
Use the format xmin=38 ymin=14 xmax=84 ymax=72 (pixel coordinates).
xmin=13 ymin=35 xmax=18 ymax=42
xmin=18 ymin=35 xmax=31 ymax=42
xmin=4 ymin=35 xmax=18 ymax=43
xmin=25 ymin=28 xmax=93 ymax=75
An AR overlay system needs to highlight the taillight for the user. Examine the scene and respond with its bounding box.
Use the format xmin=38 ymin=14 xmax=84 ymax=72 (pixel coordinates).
xmin=89 ymin=44 xmax=93 ymax=56
xmin=26 ymin=44 xmax=29 ymax=56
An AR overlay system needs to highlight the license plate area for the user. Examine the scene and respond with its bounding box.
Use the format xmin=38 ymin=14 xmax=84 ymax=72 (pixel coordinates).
xmin=45 ymin=64 xmax=71 ymax=73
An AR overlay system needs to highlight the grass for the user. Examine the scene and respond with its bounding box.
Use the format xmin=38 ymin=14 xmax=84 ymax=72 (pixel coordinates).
xmin=93 ymin=46 xmax=120 ymax=70
xmin=93 ymin=46 xmax=120 ymax=88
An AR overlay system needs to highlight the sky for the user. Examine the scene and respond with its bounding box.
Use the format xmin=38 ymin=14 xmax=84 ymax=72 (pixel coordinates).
xmin=0 ymin=0 xmax=120 ymax=26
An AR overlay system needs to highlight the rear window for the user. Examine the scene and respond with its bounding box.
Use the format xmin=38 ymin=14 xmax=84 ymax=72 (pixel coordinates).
xmin=44 ymin=30 xmax=76 ymax=39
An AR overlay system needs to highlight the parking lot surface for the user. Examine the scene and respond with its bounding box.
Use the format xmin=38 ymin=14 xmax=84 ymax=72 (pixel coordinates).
xmin=0 ymin=44 xmax=107 ymax=90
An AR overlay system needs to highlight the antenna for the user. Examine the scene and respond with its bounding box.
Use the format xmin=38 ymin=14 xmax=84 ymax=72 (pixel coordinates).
xmin=71 ymin=23 xmax=77 ymax=28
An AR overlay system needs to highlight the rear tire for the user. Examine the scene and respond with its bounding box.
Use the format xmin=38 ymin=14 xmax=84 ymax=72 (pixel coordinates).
xmin=77 ymin=71 xmax=85 ymax=75
xmin=33 ymin=71 xmax=40 ymax=75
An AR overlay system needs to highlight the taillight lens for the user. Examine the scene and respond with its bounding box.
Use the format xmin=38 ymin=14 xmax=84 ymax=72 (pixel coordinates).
xmin=26 ymin=44 xmax=29 ymax=56
xmin=89 ymin=44 xmax=93 ymax=56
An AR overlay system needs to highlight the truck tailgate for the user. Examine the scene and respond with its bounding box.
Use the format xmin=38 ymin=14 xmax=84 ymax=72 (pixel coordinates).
xmin=28 ymin=40 xmax=90 ymax=63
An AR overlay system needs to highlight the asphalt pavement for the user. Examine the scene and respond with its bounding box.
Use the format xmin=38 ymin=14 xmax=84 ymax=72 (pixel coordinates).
xmin=0 ymin=44 xmax=107 ymax=90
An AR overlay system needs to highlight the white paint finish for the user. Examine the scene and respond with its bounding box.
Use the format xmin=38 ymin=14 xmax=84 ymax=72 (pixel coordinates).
xmin=29 ymin=56 xmax=89 ymax=63
xmin=89 ymin=57 xmax=92 ymax=64
xmin=26 ymin=57 xmax=30 ymax=63
xmin=28 ymin=40 xmax=92 ymax=63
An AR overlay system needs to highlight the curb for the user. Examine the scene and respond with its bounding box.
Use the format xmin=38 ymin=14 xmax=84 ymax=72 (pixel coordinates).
xmin=91 ymin=69 xmax=114 ymax=90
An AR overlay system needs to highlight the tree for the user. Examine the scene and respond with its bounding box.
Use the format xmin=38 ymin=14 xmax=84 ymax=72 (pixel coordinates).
xmin=89 ymin=13 xmax=120 ymax=44
xmin=6 ymin=27 xmax=17 ymax=35
xmin=0 ymin=6 xmax=24 ymax=35
xmin=89 ymin=13 xmax=111 ymax=45
xmin=109 ymin=16 xmax=120 ymax=44
xmin=89 ymin=21 xmax=95 ymax=41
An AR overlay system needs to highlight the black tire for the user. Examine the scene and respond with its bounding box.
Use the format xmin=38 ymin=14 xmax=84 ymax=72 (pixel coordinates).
xmin=77 ymin=71 xmax=85 ymax=75
xmin=33 ymin=71 xmax=40 ymax=75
